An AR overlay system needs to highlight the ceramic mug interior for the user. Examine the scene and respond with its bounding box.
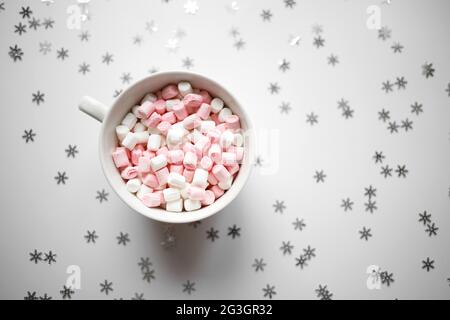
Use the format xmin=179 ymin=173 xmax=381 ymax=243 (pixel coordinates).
xmin=99 ymin=71 xmax=253 ymax=223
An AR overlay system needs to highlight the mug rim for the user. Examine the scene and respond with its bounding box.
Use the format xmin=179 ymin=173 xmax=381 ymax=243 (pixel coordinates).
xmin=98 ymin=70 xmax=253 ymax=223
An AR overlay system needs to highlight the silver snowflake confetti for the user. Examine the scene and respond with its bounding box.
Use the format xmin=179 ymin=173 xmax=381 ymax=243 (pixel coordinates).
xmin=278 ymin=59 xmax=290 ymax=72
xmin=96 ymin=189 xmax=109 ymax=203
xmin=39 ymin=41 xmax=52 ymax=55
xmin=293 ymin=218 xmax=306 ymax=231
xmin=260 ymin=10 xmax=273 ymax=22
xmin=56 ymin=48 xmax=69 ymax=60
xmin=252 ymin=258 xmax=266 ymax=272
xmin=78 ymin=62 xmax=90 ymax=75
xmin=99 ymin=280 xmax=113 ymax=295
xmin=273 ymin=200 xmax=286 ymax=213
xmin=422 ymin=62 xmax=435 ymax=78
xmin=84 ymin=230 xmax=98 ymax=243
xmin=65 ymin=145 xmax=78 ymax=158
xmin=102 ymin=52 xmax=114 ymax=65
xmin=306 ymin=112 xmax=318 ymax=125
xmin=54 ymin=171 xmax=68 ymax=185
xmin=182 ymin=281 xmax=196 ymax=295
xmin=359 ymin=227 xmax=372 ymax=241
xmin=22 ymin=129 xmax=36 ymax=143
xmin=117 ymin=232 xmax=130 ymax=246
xmin=145 ymin=20 xmax=158 ymax=33
xmin=378 ymin=26 xmax=391 ymax=41
xmin=313 ymin=170 xmax=326 ymax=183
xmin=262 ymin=284 xmax=276 ymax=299
xmin=279 ymin=102 xmax=291 ymax=114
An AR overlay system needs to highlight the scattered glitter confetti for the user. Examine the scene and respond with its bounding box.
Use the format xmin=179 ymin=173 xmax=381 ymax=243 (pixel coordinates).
xmin=145 ymin=20 xmax=158 ymax=33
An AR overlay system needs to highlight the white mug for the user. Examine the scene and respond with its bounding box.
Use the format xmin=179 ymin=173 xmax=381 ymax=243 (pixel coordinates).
xmin=79 ymin=71 xmax=253 ymax=223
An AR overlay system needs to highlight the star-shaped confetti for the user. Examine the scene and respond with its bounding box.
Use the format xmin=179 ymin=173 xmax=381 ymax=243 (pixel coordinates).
xmin=273 ymin=200 xmax=286 ymax=213
xmin=292 ymin=218 xmax=306 ymax=231
xmin=29 ymin=249 xmax=42 ymax=264
xmin=32 ymin=91 xmax=45 ymax=105
xmin=102 ymin=52 xmax=114 ymax=65
xmin=60 ymin=285 xmax=74 ymax=300
xmin=42 ymin=17 xmax=54 ymax=29
xmin=313 ymin=170 xmax=326 ymax=183
xmin=182 ymin=280 xmax=196 ymax=294
xmin=39 ymin=41 xmax=52 ymax=55
xmin=56 ymin=47 xmax=69 ymax=60
xmin=378 ymin=26 xmax=391 ymax=41
xmin=65 ymin=144 xmax=78 ymax=158
xmin=78 ymin=62 xmax=90 ymax=75
xmin=22 ymin=129 xmax=36 ymax=143
xmin=268 ymin=82 xmax=280 ymax=94
xmin=227 ymin=225 xmax=241 ymax=239
xmin=252 ymin=258 xmax=266 ymax=272
xmin=43 ymin=251 xmax=57 ymax=264
xmin=280 ymin=241 xmax=294 ymax=255
xmin=260 ymin=10 xmax=273 ymax=22
xmin=278 ymin=59 xmax=290 ymax=72
xmin=327 ymin=54 xmax=339 ymax=66
xmin=117 ymin=232 xmax=130 ymax=246
xmin=54 ymin=171 xmax=68 ymax=185
xmin=206 ymin=227 xmax=219 ymax=242
xmin=14 ymin=22 xmax=27 ymax=35
xmin=313 ymin=36 xmax=325 ymax=48
xmin=182 ymin=57 xmax=194 ymax=69
xmin=262 ymin=284 xmax=276 ymax=299
xmin=284 ymin=0 xmax=297 ymax=9
xmin=391 ymin=42 xmax=404 ymax=53
xmin=279 ymin=102 xmax=291 ymax=114
xmin=359 ymin=227 xmax=372 ymax=241
xmin=306 ymin=112 xmax=318 ymax=125
xmin=99 ymin=280 xmax=113 ymax=295
xmin=418 ymin=211 xmax=432 ymax=225
xmin=142 ymin=269 xmax=155 ymax=283
xmin=341 ymin=198 xmax=354 ymax=211
xmin=79 ymin=31 xmax=90 ymax=42
xmin=19 ymin=6 xmax=33 ymax=19
xmin=84 ymin=230 xmax=98 ymax=244
xmin=9 ymin=44 xmax=23 ymax=62
xmin=422 ymin=62 xmax=435 ymax=78
xmin=422 ymin=257 xmax=435 ymax=272
xmin=378 ymin=108 xmax=390 ymax=122
xmin=96 ymin=189 xmax=109 ymax=203
xmin=410 ymin=102 xmax=423 ymax=115
xmin=28 ymin=17 xmax=40 ymax=30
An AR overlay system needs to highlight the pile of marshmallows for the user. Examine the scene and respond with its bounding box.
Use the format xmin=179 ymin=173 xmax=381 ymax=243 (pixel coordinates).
xmin=112 ymin=81 xmax=244 ymax=212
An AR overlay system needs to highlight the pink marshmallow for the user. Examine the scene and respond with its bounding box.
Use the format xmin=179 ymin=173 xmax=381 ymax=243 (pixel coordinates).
xmin=225 ymin=115 xmax=241 ymax=130
xmin=131 ymin=147 xmax=143 ymax=166
xmin=173 ymin=102 xmax=188 ymax=120
xmin=137 ymin=101 xmax=155 ymax=119
xmin=226 ymin=163 xmax=240 ymax=175
xmin=200 ymin=156 xmax=213 ymax=171
xmin=143 ymin=112 xmax=162 ymax=128
xmin=156 ymin=167 xmax=169 ymax=186
xmin=142 ymin=150 xmax=155 ymax=159
xmin=207 ymin=172 xmax=218 ymax=185
xmin=138 ymin=156 xmax=151 ymax=173
xmin=199 ymin=90 xmax=212 ymax=104
xmin=157 ymin=121 xmax=171 ymax=135
xmin=182 ymin=114 xmax=201 ymax=130
xmin=210 ymin=185 xmax=224 ymax=199
xmin=207 ymin=129 xmax=221 ymax=144
xmin=183 ymin=169 xmax=195 ymax=183
xmin=227 ymin=146 xmax=244 ymax=162
xmin=183 ymin=142 xmax=196 ymax=154
xmin=112 ymin=147 xmax=130 ymax=168
xmin=167 ymin=149 xmax=184 ymax=164
xmin=162 ymin=84 xmax=179 ymax=100
xmin=121 ymin=166 xmax=138 ymax=179
xmin=183 ymin=93 xmax=203 ymax=108
xmin=201 ymin=190 xmax=215 ymax=206
xmin=187 ymin=186 xmax=206 ymax=201
xmin=154 ymin=99 xmax=166 ymax=115
xmin=161 ymin=111 xmax=177 ymax=124
xmin=142 ymin=173 xmax=159 ymax=188
xmin=208 ymin=144 xmax=222 ymax=164
xmin=169 ymin=164 xmax=184 ymax=175
xmin=197 ymin=103 xmax=211 ymax=120
xmin=156 ymin=146 xmax=169 ymax=157
xmin=142 ymin=193 xmax=161 ymax=207
xmin=212 ymin=165 xmax=231 ymax=183
xmin=154 ymin=190 xmax=165 ymax=204
xmin=183 ymin=151 xmax=198 ymax=170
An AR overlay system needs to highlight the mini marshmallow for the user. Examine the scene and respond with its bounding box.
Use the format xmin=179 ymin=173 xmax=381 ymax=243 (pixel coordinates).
xmin=197 ymin=103 xmax=211 ymax=120
xmin=121 ymin=166 xmax=138 ymax=179
xmin=178 ymin=81 xmax=193 ymax=96
xmin=183 ymin=151 xmax=197 ymax=170
xmin=116 ymin=125 xmax=130 ymax=142
xmin=194 ymin=135 xmax=211 ymax=156
xmin=166 ymin=199 xmax=183 ymax=212
xmin=162 ymin=111 xmax=177 ymax=123
xmin=219 ymin=130 xmax=234 ymax=149
xmin=225 ymin=114 xmax=240 ymax=130
xmin=165 ymin=100 xmax=181 ymax=112
xmin=184 ymin=199 xmax=201 ymax=211
xmin=192 ymin=168 xmax=208 ymax=188
xmin=162 ymin=84 xmax=179 ymax=100
xmin=210 ymin=98 xmax=224 ymax=114
xmin=207 ymin=172 xmax=218 ymax=185
xmin=170 ymin=165 xmax=184 ymax=175
xmin=183 ymin=169 xmax=195 ymax=183
xmin=153 ymin=99 xmax=166 ymax=115
xmin=132 ymin=105 xmax=140 ymax=117
xmin=155 ymin=167 xmax=169 ymax=186
xmin=167 ymin=172 xmax=186 ymax=189
xmin=201 ymin=190 xmax=215 ymax=206
xmin=212 ymin=165 xmax=231 ymax=183
xmin=173 ymin=102 xmax=188 ymax=120
xmin=187 ymin=186 xmax=206 ymax=201
xmin=147 ymin=134 xmax=162 ymax=151
xmin=122 ymin=132 xmax=139 ymax=150
xmin=142 ymin=173 xmax=158 ymax=188
xmin=150 ymin=154 xmax=167 ymax=171
xmin=141 ymin=93 xmax=157 ymax=104
xmin=134 ymin=131 xmax=149 ymax=144
xmin=199 ymin=90 xmax=212 ymax=104
xmin=163 ymin=187 xmax=181 ymax=202
xmin=226 ymin=163 xmax=240 ymax=175
xmin=200 ymin=156 xmax=213 ymax=171
xmin=222 ymin=152 xmax=237 ymax=165
xmin=180 ymin=183 xmax=191 ymax=199
xmin=167 ymin=149 xmax=184 ymax=164
xmin=157 ymin=121 xmax=171 ymax=135
xmin=138 ymin=156 xmax=151 ymax=173
xmin=218 ymin=107 xmax=232 ymax=123
xmin=121 ymin=112 xmax=138 ymax=129
xmin=142 ymin=193 xmax=161 ymax=207
xmin=136 ymin=184 xmax=152 ymax=200
xmin=210 ymin=185 xmax=225 ymax=198
xmin=207 ymin=129 xmax=221 ymax=143
xmin=126 ymin=178 xmax=141 ymax=193
xmin=183 ymin=93 xmax=203 ymax=108
xmin=200 ymin=120 xmax=216 ymax=133
xmin=208 ymin=144 xmax=222 ymax=163
xmin=218 ymin=176 xmax=233 ymax=190
xmin=143 ymin=112 xmax=162 ymax=128
xmin=137 ymin=101 xmax=155 ymax=119
xmin=112 ymin=147 xmax=130 ymax=168
xmin=131 ymin=147 xmax=143 ymax=165
xmin=183 ymin=114 xmax=201 ymax=130
xmin=233 ymin=133 xmax=244 ymax=147
xmin=133 ymin=122 xmax=147 ymax=132
xmin=166 ymin=127 xmax=184 ymax=145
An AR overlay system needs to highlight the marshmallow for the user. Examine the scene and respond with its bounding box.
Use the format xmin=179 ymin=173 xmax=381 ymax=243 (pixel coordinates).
xmin=162 ymin=111 xmax=177 ymax=123
xmin=142 ymin=193 xmax=161 ymax=207
xmin=222 ymin=152 xmax=237 ymax=165
xmin=200 ymin=156 xmax=213 ymax=171
xmin=166 ymin=199 xmax=183 ymax=212
xmin=132 ymin=105 xmax=140 ymax=118
xmin=153 ymin=99 xmax=166 ymax=115
xmin=183 ymin=169 xmax=195 ymax=183
xmin=173 ymin=102 xmax=188 ymax=120
xmin=212 ymin=165 xmax=231 ymax=183
xmin=122 ymin=132 xmax=139 ymax=150
xmin=126 ymin=178 xmax=141 ymax=193
xmin=165 ymin=100 xmax=181 ymax=112
xmin=197 ymin=103 xmax=211 ymax=120
xmin=133 ymin=122 xmax=147 ymax=132
xmin=184 ymin=199 xmax=201 ymax=211
xmin=170 ymin=164 xmax=184 ymax=175
xmin=137 ymin=101 xmax=155 ymax=119
xmin=112 ymin=147 xmax=130 ymax=168
xmin=233 ymin=133 xmax=244 ymax=147
xmin=218 ymin=176 xmax=232 ymax=190
xmin=121 ymin=113 xmax=138 ymax=129
xmin=136 ymin=184 xmax=152 ymax=200
xmin=183 ymin=151 xmax=197 ymax=170
xmin=141 ymin=93 xmax=157 ymax=104
xmin=121 ymin=166 xmax=138 ymax=179
xmin=167 ymin=149 xmax=184 ymax=164
xmin=201 ymin=190 xmax=215 ymax=206
xmin=180 ymin=183 xmax=191 ymax=199
xmin=163 ymin=187 xmax=181 ymax=202
xmin=162 ymin=84 xmax=179 ymax=100
xmin=142 ymin=173 xmax=158 ymax=188
xmin=208 ymin=144 xmax=222 ymax=163
xmin=225 ymin=114 xmax=240 ymax=130
xmin=200 ymin=120 xmax=216 ymax=133
xmin=192 ymin=168 xmax=208 ymax=188
xmin=138 ymin=156 xmax=151 ymax=173
xmin=134 ymin=131 xmax=149 ymax=144
xmin=150 ymin=154 xmax=167 ymax=171
xmin=167 ymin=172 xmax=186 ymax=189
xmin=147 ymin=134 xmax=162 ymax=151
xmin=187 ymin=186 xmax=205 ymax=201
xmin=116 ymin=125 xmax=130 ymax=142
xmin=183 ymin=93 xmax=203 ymax=108
xmin=178 ymin=81 xmax=193 ymax=96
xmin=155 ymin=167 xmax=169 ymax=186
xmin=218 ymin=107 xmax=232 ymax=123
xmin=219 ymin=130 xmax=234 ymax=149
xmin=210 ymin=98 xmax=224 ymax=113
xmin=157 ymin=121 xmax=171 ymax=135
xmin=210 ymin=185 xmax=225 ymax=198
xmin=143 ymin=112 xmax=162 ymax=128
xmin=199 ymin=90 xmax=212 ymax=104
xmin=183 ymin=114 xmax=201 ymax=130
xmin=167 ymin=128 xmax=184 ymax=145
xmin=131 ymin=147 xmax=143 ymax=165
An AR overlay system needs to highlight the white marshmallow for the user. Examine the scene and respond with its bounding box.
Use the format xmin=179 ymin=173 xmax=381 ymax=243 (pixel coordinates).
xmin=163 ymin=187 xmax=181 ymax=202
xmin=190 ymin=129 xmax=203 ymax=144
xmin=184 ymin=199 xmax=201 ymax=211
xmin=178 ymin=81 xmax=193 ymax=96
xmin=210 ymin=98 xmax=224 ymax=113
xmin=136 ymin=184 xmax=152 ymax=200
xmin=121 ymin=112 xmax=137 ymax=129
xmin=183 ymin=151 xmax=197 ymax=169
xmin=116 ymin=125 xmax=129 ymax=142
xmin=180 ymin=183 xmax=191 ymax=199
xmin=167 ymin=128 xmax=184 ymax=145
xmin=192 ymin=168 xmax=208 ymax=188
xmin=141 ymin=93 xmax=157 ymax=104
xmin=167 ymin=172 xmax=186 ymax=189
xmin=147 ymin=126 xmax=160 ymax=135
xmin=233 ymin=133 xmax=243 ymax=147
xmin=218 ymin=176 xmax=232 ymax=190
xmin=150 ymin=154 xmax=167 ymax=171
xmin=121 ymin=132 xmax=138 ymax=150
xmin=131 ymin=105 xmax=140 ymax=118
xmin=133 ymin=122 xmax=147 ymax=132
xmin=147 ymin=134 xmax=162 ymax=151
xmin=165 ymin=99 xmax=181 ymax=111
xmin=218 ymin=107 xmax=232 ymax=122
xmin=219 ymin=130 xmax=234 ymax=149
xmin=134 ymin=131 xmax=149 ymax=144
xmin=200 ymin=120 xmax=216 ymax=133
xmin=166 ymin=198 xmax=183 ymax=212
xmin=222 ymin=152 xmax=237 ymax=165
xmin=126 ymin=178 xmax=141 ymax=193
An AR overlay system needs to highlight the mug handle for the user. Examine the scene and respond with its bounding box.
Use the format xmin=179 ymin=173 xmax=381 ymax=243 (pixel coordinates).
xmin=79 ymin=96 xmax=108 ymax=122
